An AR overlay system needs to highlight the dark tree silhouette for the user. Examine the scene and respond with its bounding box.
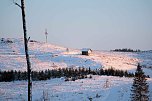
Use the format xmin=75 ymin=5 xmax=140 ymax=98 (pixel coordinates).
xmin=131 ymin=63 xmax=149 ymax=101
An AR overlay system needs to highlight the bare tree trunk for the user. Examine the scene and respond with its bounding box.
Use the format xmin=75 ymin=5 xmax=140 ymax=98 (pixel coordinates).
xmin=21 ymin=0 xmax=32 ymax=101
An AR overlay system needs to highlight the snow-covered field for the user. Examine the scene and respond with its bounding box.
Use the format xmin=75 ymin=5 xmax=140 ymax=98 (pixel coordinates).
xmin=1 ymin=38 xmax=152 ymax=71
xmin=1 ymin=38 xmax=152 ymax=76
xmin=0 ymin=38 xmax=152 ymax=101
xmin=0 ymin=38 xmax=102 ymax=71
xmin=0 ymin=75 xmax=151 ymax=101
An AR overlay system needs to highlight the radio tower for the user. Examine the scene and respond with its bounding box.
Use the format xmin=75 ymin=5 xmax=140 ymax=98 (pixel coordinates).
xmin=45 ymin=29 xmax=48 ymax=43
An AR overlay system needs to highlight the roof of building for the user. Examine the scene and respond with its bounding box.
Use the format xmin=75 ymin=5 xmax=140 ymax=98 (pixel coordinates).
xmin=81 ymin=48 xmax=92 ymax=52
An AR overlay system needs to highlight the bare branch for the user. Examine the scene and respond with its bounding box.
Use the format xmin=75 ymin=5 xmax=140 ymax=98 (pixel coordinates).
xmin=13 ymin=0 xmax=21 ymax=8
xmin=27 ymin=37 xmax=30 ymax=42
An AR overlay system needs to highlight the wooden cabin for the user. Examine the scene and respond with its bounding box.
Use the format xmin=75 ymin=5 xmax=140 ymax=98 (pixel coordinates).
xmin=81 ymin=48 xmax=92 ymax=56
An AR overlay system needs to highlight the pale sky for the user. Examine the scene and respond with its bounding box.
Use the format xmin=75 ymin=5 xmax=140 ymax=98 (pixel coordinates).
xmin=0 ymin=0 xmax=152 ymax=50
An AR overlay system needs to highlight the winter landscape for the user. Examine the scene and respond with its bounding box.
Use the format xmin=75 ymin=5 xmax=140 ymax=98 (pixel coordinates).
xmin=1 ymin=0 xmax=152 ymax=101
xmin=0 ymin=38 xmax=152 ymax=101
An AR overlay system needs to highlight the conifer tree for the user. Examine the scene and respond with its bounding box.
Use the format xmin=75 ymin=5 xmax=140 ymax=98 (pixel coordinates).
xmin=131 ymin=63 xmax=149 ymax=101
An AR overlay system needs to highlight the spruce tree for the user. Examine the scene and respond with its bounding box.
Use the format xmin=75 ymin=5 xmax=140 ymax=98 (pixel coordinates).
xmin=131 ymin=63 xmax=149 ymax=101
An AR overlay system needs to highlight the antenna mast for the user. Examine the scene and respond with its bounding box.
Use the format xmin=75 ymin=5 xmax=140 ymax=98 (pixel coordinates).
xmin=45 ymin=29 xmax=48 ymax=43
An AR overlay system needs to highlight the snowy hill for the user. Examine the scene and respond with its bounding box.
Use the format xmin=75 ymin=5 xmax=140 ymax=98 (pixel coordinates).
xmin=0 ymin=38 xmax=101 ymax=71
xmin=0 ymin=38 xmax=152 ymax=73
xmin=0 ymin=38 xmax=152 ymax=101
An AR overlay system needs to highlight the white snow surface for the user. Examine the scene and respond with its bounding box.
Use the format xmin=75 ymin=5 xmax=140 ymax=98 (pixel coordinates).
xmin=0 ymin=38 xmax=102 ymax=71
xmin=0 ymin=75 xmax=151 ymax=101
xmin=1 ymin=38 xmax=152 ymax=74
xmin=0 ymin=38 xmax=152 ymax=101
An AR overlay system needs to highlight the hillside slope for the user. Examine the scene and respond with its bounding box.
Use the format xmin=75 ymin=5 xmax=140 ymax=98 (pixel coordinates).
xmin=0 ymin=38 xmax=152 ymax=101
xmin=0 ymin=38 xmax=152 ymax=76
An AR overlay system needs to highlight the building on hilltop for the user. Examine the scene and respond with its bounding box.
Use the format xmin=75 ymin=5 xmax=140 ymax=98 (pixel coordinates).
xmin=81 ymin=48 xmax=92 ymax=56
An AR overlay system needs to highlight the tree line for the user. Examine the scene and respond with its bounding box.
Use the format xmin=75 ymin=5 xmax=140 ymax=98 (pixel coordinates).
xmin=112 ymin=48 xmax=141 ymax=52
xmin=0 ymin=67 xmax=135 ymax=82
